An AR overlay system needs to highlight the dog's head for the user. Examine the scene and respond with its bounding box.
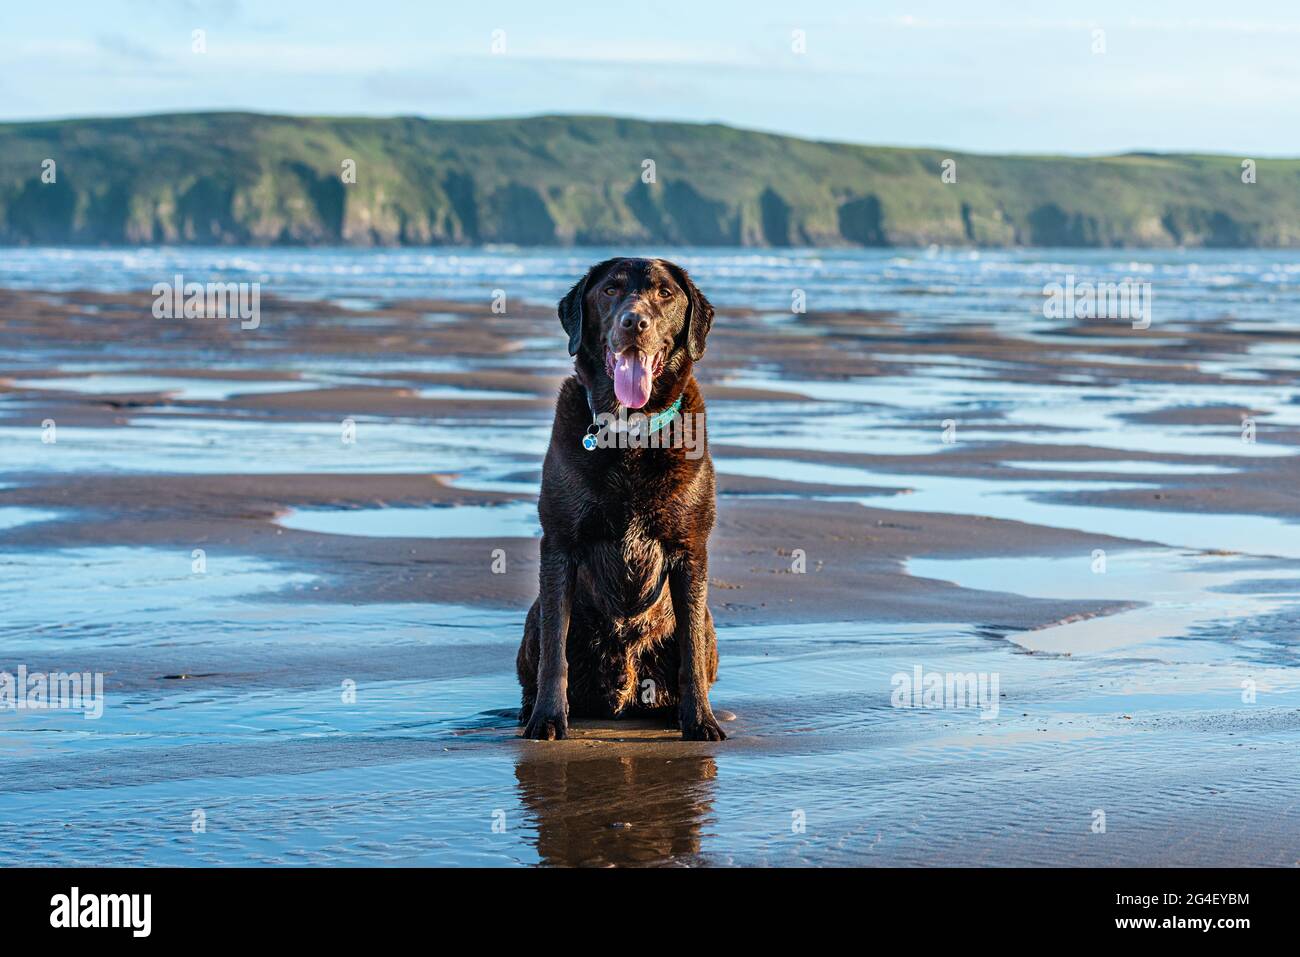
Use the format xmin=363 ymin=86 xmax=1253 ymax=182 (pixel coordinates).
xmin=558 ymin=257 xmax=713 ymax=409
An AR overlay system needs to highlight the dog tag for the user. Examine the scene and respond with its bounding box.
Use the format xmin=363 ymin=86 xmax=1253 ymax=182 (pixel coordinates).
xmin=582 ymin=424 xmax=599 ymax=451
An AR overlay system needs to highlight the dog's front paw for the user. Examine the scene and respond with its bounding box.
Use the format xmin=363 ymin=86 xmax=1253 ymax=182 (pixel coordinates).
xmin=521 ymin=708 xmax=568 ymax=740
xmin=680 ymin=708 xmax=727 ymax=741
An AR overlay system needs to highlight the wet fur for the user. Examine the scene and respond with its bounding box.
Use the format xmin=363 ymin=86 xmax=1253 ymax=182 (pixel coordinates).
xmin=517 ymin=258 xmax=724 ymax=740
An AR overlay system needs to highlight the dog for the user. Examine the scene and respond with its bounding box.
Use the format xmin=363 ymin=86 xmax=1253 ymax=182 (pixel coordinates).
xmin=516 ymin=257 xmax=725 ymax=741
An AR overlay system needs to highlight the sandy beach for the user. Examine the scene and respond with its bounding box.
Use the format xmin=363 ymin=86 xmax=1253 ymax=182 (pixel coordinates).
xmin=1 ymin=248 xmax=1298 ymax=866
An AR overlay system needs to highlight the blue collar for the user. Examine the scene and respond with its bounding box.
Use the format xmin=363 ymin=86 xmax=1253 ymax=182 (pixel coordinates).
xmin=646 ymin=394 xmax=684 ymax=434
xmin=581 ymin=389 xmax=684 ymax=450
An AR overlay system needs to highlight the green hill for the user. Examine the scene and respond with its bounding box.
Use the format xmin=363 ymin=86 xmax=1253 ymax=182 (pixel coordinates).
xmin=0 ymin=112 xmax=1296 ymax=247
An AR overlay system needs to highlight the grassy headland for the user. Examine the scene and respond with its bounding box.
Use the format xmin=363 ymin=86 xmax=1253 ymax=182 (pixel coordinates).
xmin=1 ymin=112 xmax=1295 ymax=247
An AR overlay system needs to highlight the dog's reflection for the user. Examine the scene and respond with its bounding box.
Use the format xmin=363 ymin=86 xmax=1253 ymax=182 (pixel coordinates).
xmin=514 ymin=750 xmax=718 ymax=866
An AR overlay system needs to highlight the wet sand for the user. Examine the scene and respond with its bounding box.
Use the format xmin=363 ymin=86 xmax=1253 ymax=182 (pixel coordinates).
xmin=2 ymin=270 xmax=1299 ymax=867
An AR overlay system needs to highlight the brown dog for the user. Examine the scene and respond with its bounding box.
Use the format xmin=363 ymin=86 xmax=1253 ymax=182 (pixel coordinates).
xmin=516 ymin=257 xmax=725 ymax=741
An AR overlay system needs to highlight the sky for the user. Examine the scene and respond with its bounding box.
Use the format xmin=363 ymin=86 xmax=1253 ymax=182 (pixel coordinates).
xmin=2 ymin=0 xmax=1299 ymax=155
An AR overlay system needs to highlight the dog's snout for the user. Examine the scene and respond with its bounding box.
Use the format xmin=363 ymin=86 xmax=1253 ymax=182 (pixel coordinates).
xmin=618 ymin=311 xmax=651 ymax=332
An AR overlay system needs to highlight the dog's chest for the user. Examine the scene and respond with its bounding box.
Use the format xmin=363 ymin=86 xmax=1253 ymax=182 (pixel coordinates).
xmin=574 ymin=465 xmax=680 ymax=606
xmin=589 ymin=519 xmax=668 ymax=626
xmin=594 ymin=461 xmax=683 ymax=546
xmin=613 ymin=509 xmax=665 ymax=579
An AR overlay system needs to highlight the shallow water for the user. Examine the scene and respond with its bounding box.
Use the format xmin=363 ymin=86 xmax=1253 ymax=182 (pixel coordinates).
xmin=721 ymin=372 xmax=1300 ymax=457
xmin=4 ymin=375 xmax=322 ymax=402
xmin=0 ymin=546 xmax=314 ymax=649
xmin=8 ymin=246 xmax=1300 ymax=328
xmin=1000 ymin=460 xmax=1240 ymax=475
xmin=3 ymin=247 xmax=1300 ymax=866
xmin=414 ymin=386 xmax=537 ymax=401
xmin=0 ymin=416 xmax=548 ymax=476
xmin=909 ymin=549 xmax=1300 ymax=659
xmin=0 ymin=507 xmax=58 ymax=530
xmin=5 ymin=606 xmax=1300 ymax=865
xmin=716 ymin=456 xmax=1300 ymax=559
xmin=279 ymin=502 xmax=541 ymax=539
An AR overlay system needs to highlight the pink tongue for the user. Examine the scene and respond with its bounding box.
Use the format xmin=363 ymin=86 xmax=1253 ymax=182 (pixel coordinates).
xmin=614 ymin=351 xmax=654 ymax=408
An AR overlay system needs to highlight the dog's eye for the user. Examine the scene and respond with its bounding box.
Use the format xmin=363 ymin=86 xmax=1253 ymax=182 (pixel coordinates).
xmin=602 ymin=285 xmax=618 ymax=296
xmin=657 ymin=287 xmax=674 ymax=299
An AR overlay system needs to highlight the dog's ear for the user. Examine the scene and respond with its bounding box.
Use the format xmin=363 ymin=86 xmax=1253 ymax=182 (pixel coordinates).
xmin=558 ymin=259 xmax=617 ymax=357
xmin=665 ymin=262 xmax=714 ymax=361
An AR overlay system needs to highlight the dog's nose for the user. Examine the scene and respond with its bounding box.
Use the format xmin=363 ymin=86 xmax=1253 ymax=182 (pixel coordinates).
xmin=619 ymin=312 xmax=651 ymax=332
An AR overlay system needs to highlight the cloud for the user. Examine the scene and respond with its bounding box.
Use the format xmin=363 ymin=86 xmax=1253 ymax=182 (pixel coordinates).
xmin=126 ymin=0 xmax=244 ymax=22
xmin=95 ymin=33 xmax=160 ymax=62
xmin=857 ymin=14 xmax=1300 ymax=32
